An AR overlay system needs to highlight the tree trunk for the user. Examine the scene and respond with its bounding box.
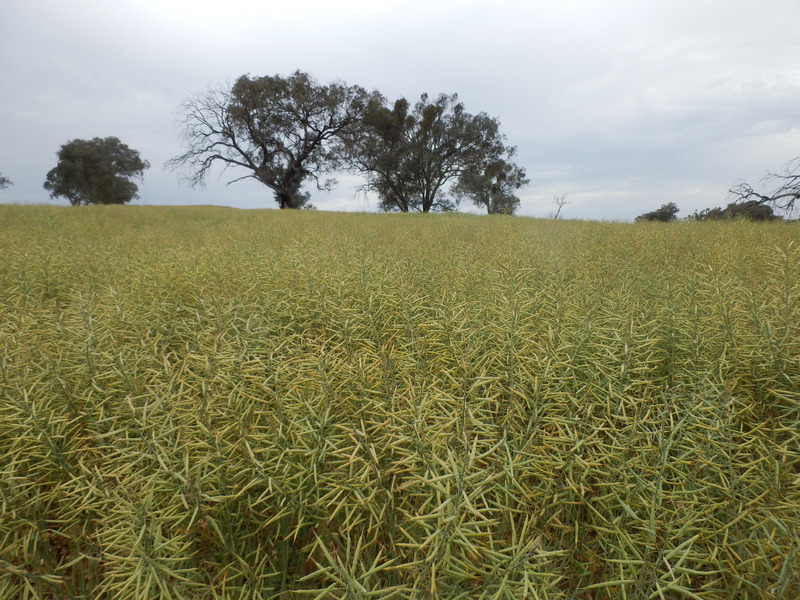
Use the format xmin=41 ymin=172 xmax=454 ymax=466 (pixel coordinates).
xmin=276 ymin=191 xmax=293 ymax=209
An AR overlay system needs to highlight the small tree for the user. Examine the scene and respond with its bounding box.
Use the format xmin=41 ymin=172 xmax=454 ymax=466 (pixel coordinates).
xmin=168 ymin=71 xmax=376 ymax=209
xmin=729 ymin=157 xmax=800 ymax=216
xmin=0 ymin=172 xmax=11 ymax=190
xmin=551 ymin=194 xmax=569 ymax=219
xmin=451 ymin=157 xmax=528 ymax=215
xmin=635 ymin=202 xmax=679 ymax=222
xmin=44 ymin=137 xmax=149 ymax=205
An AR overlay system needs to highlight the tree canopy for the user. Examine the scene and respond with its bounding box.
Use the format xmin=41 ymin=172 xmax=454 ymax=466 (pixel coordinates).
xmin=43 ymin=137 xmax=149 ymax=205
xmin=635 ymin=202 xmax=679 ymax=222
xmin=452 ymin=157 xmax=528 ymax=215
xmin=690 ymin=200 xmax=779 ymax=221
xmin=0 ymin=172 xmax=11 ymax=190
xmin=168 ymin=71 xmax=377 ymax=209
xmin=345 ymin=93 xmax=525 ymax=213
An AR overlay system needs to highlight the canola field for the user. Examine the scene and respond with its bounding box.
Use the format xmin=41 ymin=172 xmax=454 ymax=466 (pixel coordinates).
xmin=0 ymin=205 xmax=798 ymax=599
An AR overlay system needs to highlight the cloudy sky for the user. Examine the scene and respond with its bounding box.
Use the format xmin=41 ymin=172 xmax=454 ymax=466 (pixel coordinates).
xmin=2 ymin=0 xmax=799 ymax=220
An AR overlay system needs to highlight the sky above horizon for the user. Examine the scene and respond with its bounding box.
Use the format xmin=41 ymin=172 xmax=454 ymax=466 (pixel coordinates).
xmin=1 ymin=0 xmax=799 ymax=220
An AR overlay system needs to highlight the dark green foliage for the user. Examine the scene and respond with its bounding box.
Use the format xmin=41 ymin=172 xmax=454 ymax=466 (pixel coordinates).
xmin=346 ymin=93 xmax=519 ymax=213
xmin=168 ymin=71 xmax=376 ymax=209
xmin=635 ymin=202 xmax=679 ymax=222
xmin=452 ymin=157 xmax=528 ymax=214
xmin=43 ymin=137 xmax=149 ymax=205
xmin=691 ymin=200 xmax=780 ymax=221
xmin=0 ymin=172 xmax=11 ymax=190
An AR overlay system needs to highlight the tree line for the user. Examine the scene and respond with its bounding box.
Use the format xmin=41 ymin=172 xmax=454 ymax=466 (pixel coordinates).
xmin=2 ymin=70 xmax=798 ymax=219
xmin=635 ymin=163 xmax=800 ymax=222
xmin=5 ymin=71 xmax=527 ymax=215
xmin=166 ymin=71 xmax=528 ymax=214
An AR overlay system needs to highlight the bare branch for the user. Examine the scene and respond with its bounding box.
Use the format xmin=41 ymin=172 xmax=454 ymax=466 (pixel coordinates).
xmin=552 ymin=194 xmax=569 ymax=219
xmin=166 ymin=72 xmax=374 ymax=209
xmin=728 ymin=157 xmax=800 ymax=215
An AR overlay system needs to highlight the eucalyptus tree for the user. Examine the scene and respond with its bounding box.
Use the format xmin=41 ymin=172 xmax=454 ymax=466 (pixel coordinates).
xmin=452 ymin=156 xmax=528 ymax=214
xmin=168 ymin=71 xmax=377 ymax=209
xmin=43 ymin=137 xmax=149 ymax=205
xmin=346 ymin=93 xmax=523 ymax=213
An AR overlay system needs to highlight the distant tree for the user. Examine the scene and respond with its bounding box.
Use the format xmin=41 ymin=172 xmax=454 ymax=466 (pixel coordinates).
xmin=346 ymin=93 xmax=517 ymax=213
xmin=0 ymin=172 xmax=11 ymax=190
xmin=551 ymin=193 xmax=569 ymax=219
xmin=690 ymin=201 xmax=779 ymax=221
xmin=452 ymin=157 xmax=528 ymax=214
xmin=729 ymin=157 xmax=800 ymax=216
xmin=635 ymin=202 xmax=679 ymax=222
xmin=689 ymin=206 xmax=724 ymax=221
xmin=168 ymin=71 xmax=377 ymax=209
xmin=43 ymin=137 xmax=149 ymax=205
xmin=723 ymin=201 xmax=777 ymax=220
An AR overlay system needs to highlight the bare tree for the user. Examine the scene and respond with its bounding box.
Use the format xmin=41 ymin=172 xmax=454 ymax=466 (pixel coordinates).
xmin=729 ymin=157 xmax=800 ymax=216
xmin=552 ymin=193 xmax=569 ymax=219
xmin=167 ymin=71 xmax=376 ymax=209
xmin=0 ymin=172 xmax=11 ymax=190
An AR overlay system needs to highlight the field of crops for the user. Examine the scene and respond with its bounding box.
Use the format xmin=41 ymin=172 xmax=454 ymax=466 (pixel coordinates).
xmin=1 ymin=204 xmax=798 ymax=599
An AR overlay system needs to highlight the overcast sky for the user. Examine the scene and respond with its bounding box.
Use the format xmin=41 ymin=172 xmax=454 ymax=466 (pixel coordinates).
xmin=2 ymin=0 xmax=799 ymax=220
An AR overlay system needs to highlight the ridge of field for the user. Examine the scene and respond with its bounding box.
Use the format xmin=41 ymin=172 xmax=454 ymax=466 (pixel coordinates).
xmin=1 ymin=205 xmax=798 ymax=599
